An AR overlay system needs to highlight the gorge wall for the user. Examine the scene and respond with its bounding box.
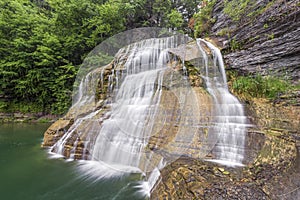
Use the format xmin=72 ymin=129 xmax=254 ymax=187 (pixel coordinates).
xmin=211 ymin=0 xmax=300 ymax=82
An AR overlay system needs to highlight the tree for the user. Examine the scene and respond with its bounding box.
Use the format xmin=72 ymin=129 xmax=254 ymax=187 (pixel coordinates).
xmin=0 ymin=0 xmax=203 ymax=115
xmin=152 ymin=0 xmax=172 ymax=26
xmin=0 ymin=0 xmax=130 ymax=114
xmin=167 ymin=9 xmax=184 ymax=31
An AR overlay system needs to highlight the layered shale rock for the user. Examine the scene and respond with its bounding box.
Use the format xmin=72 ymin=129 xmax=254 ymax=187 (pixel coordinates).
xmin=211 ymin=0 xmax=300 ymax=82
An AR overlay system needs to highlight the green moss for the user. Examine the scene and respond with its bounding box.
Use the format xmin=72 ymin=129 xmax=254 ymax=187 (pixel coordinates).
xmin=248 ymin=35 xmax=260 ymax=43
xmin=267 ymin=33 xmax=275 ymax=40
xmin=37 ymin=118 xmax=52 ymax=123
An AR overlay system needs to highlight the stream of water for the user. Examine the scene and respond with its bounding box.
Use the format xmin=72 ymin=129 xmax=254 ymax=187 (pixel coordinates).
xmin=197 ymin=39 xmax=248 ymax=167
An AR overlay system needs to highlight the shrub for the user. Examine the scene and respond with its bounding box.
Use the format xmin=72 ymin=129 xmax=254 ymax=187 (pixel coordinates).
xmin=231 ymin=74 xmax=298 ymax=100
xmin=193 ymin=0 xmax=217 ymax=37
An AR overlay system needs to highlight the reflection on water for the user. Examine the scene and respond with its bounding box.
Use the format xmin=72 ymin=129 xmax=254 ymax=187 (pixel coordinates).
xmin=0 ymin=123 xmax=147 ymax=200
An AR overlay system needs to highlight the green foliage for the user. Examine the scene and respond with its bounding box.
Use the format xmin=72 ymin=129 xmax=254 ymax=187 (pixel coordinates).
xmin=193 ymin=0 xmax=217 ymax=37
xmin=229 ymin=37 xmax=242 ymax=51
xmin=0 ymin=0 xmax=130 ymax=115
xmin=122 ymin=0 xmax=201 ymax=32
xmin=85 ymin=0 xmax=127 ymax=47
xmin=0 ymin=101 xmax=8 ymax=111
xmin=247 ymin=0 xmax=275 ymax=19
xmin=231 ymin=74 xmax=297 ymax=100
xmin=223 ymin=0 xmax=251 ymax=22
xmin=0 ymin=101 xmax=44 ymax=114
xmin=0 ymin=0 xmax=201 ymax=115
xmin=216 ymin=27 xmax=231 ymax=37
xmin=167 ymin=9 xmax=184 ymax=31
xmin=153 ymin=0 xmax=172 ymax=25
xmin=172 ymin=0 xmax=202 ymax=34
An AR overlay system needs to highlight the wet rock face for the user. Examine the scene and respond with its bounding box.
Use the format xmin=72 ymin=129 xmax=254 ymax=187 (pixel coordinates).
xmin=42 ymin=119 xmax=73 ymax=147
xmin=151 ymin=95 xmax=300 ymax=199
xmin=211 ymin=0 xmax=300 ymax=82
xmin=42 ymin=41 xmax=214 ymax=161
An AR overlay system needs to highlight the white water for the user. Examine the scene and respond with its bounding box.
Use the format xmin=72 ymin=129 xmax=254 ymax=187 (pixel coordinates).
xmin=92 ymin=37 xmax=183 ymax=166
xmin=197 ymin=39 xmax=248 ymax=166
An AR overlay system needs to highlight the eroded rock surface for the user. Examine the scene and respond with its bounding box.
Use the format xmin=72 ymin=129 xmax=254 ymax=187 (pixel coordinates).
xmin=151 ymin=158 xmax=268 ymax=200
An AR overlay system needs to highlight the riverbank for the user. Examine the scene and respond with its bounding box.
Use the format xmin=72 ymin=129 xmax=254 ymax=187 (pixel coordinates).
xmin=0 ymin=112 xmax=59 ymax=123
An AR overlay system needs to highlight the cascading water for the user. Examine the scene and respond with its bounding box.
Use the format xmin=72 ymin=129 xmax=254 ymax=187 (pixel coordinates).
xmin=92 ymin=37 xmax=186 ymax=167
xmin=47 ymin=28 xmax=249 ymax=198
xmin=49 ymin=34 xmax=196 ymax=195
xmin=196 ymin=39 xmax=248 ymax=166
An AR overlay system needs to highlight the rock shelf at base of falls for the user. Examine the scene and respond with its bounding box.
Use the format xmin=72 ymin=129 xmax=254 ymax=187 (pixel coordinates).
xmin=152 ymin=96 xmax=300 ymax=199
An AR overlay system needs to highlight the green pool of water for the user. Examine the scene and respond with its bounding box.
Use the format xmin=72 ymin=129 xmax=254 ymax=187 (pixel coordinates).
xmin=0 ymin=123 xmax=147 ymax=200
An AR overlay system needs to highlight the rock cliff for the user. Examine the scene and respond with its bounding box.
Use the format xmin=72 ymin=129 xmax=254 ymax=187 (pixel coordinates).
xmin=211 ymin=0 xmax=300 ymax=82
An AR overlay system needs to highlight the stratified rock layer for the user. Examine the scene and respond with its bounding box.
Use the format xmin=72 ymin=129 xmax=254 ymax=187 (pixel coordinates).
xmin=151 ymin=158 xmax=268 ymax=200
xmin=211 ymin=0 xmax=300 ymax=82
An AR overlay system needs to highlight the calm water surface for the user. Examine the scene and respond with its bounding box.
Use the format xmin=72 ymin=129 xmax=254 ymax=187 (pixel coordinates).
xmin=0 ymin=123 xmax=147 ymax=200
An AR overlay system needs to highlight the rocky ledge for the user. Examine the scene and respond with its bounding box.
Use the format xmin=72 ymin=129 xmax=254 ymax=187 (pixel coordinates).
xmin=0 ymin=112 xmax=58 ymax=123
xmin=152 ymin=115 xmax=299 ymax=199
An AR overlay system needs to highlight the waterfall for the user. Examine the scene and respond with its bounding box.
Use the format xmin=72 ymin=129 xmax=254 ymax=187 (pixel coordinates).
xmin=48 ymin=29 xmax=249 ymax=197
xmin=91 ymin=36 xmax=187 ymax=167
xmin=196 ymin=39 xmax=248 ymax=166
